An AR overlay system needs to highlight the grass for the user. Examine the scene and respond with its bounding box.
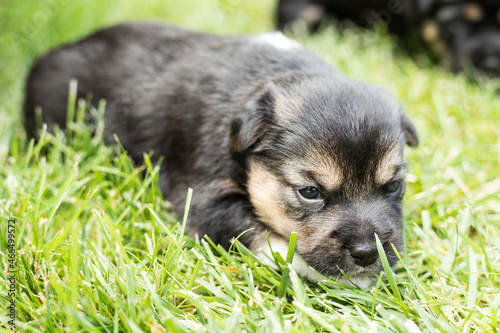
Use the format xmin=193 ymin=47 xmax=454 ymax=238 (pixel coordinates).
xmin=1 ymin=0 xmax=499 ymax=331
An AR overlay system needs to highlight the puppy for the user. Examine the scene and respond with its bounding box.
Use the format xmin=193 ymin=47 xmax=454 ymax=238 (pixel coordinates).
xmin=25 ymin=22 xmax=418 ymax=285
xmin=416 ymin=0 xmax=500 ymax=75
xmin=277 ymin=0 xmax=500 ymax=75
xmin=276 ymin=0 xmax=410 ymax=34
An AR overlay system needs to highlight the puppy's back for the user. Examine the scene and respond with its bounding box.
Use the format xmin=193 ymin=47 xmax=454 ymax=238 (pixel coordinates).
xmin=24 ymin=23 xmax=202 ymax=137
xmin=24 ymin=22 xmax=335 ymax=143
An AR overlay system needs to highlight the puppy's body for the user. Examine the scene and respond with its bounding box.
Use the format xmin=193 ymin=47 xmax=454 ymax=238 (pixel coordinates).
xmin=25 ymin=22 xmax=418 ymax=282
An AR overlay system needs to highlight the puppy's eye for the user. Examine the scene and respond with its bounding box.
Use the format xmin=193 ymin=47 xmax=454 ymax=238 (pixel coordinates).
xmin=386 ymin=180 xmax=401 ymax=194
xmin=298 ymin=187 xmax=321 ymax=200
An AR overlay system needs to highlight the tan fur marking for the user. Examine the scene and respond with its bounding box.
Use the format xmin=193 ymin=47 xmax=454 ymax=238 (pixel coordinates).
xmin=280 ymin=165 xmax=305 ymax=185
xmin=421 ymin=20 xmax=439 ymax=42
xmin=375 ymin=147 xmax=405 ymax=185
xmin=309 ymin=153 xmax=343 ymax=191
xmin=462 ymin=3 xmax=484 ymax=22
xmin=273 ymin=95 xmax=303 ymax=122
xmin=281 ymin=154 xmax=342 ymax=192
xmin=247 ymin=161 xmax=296 ymax=236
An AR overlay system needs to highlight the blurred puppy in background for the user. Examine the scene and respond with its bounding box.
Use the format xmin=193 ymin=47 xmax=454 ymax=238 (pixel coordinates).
xmin=417 ymin=0 xmax=500 ymax=74
xmin=277 ymin=0 xmax=500 ymax=75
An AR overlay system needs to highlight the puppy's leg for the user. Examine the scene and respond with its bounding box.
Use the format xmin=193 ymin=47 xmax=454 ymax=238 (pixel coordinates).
xmin=181 ymin=181 xmax=266 ymax=250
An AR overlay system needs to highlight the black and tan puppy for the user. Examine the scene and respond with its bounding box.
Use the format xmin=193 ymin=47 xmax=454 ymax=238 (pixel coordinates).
xmin=25 ymin=22 xmax=418 ymax=285
xmin=276 ymin=0 xmax=411 ymax=34
xmin=417 ymin=0 xmax=500 ymax=74
xmin=277 ymin=0 xmax=500 ymax=75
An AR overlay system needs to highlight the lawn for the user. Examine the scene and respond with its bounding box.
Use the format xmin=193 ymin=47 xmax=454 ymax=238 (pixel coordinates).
xmin=1 ymin=0 xmax=499 ymax=332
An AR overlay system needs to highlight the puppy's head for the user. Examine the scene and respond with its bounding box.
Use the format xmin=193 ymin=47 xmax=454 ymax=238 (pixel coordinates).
xmin=418 ymin=0 xmax=500 ymax=75
xmin=231 ymin=75 xmax=418 ymax=281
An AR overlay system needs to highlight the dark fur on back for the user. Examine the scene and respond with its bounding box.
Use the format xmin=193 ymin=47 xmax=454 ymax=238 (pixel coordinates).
xmin=25 ymin=22 xmax=418 ymax=282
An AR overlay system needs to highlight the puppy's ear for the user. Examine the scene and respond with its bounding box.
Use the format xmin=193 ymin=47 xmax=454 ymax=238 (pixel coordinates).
xmin=230 ymin=83 xmax=276 ymax=153
xmin=399 ymin=108 xmax=419 ymax=147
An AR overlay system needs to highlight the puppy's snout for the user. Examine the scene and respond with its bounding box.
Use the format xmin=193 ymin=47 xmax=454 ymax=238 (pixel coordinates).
xmin=348 ymin=243 xmax=378 ymax=267
xmin=331 ymin=209 xmax=398 ymax=268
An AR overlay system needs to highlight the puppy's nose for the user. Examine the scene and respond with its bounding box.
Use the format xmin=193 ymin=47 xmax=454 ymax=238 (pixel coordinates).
xmin=349 ymin=244 xmax=378 ymax=267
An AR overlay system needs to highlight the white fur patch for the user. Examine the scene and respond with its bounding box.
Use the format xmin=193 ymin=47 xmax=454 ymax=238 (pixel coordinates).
xmin=252 ymin=32 xmax=301 ymax=50
xmin=256 ymin=237 xmax=325 ymax=282
xmin=336 ymin=276 xmax=374 ymax=289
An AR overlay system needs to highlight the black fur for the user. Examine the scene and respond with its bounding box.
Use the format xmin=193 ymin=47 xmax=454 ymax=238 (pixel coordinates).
xmin=24 ymin=22 xmax=418 ymax=280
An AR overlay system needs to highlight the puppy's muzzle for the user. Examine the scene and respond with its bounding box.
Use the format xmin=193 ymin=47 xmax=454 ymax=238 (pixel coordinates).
xmin=330 ymin=207 xmax=401 ymax=271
